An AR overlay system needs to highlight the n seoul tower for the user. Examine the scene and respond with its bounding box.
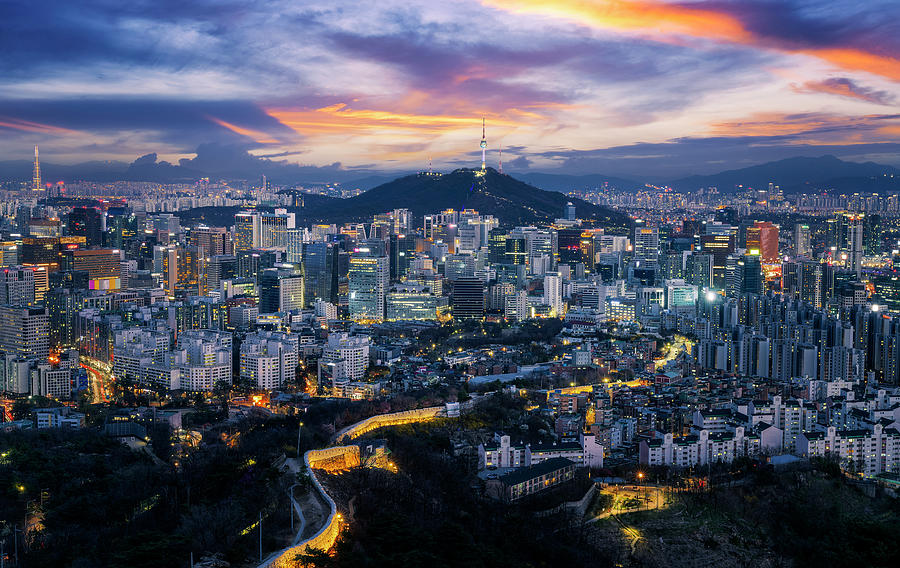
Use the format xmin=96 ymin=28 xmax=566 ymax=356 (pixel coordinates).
xmin=480 ymin=117 xmax=487 ymax=172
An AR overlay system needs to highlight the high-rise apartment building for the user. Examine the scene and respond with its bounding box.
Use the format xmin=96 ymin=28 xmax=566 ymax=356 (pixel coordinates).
xmin=239 ymin=331 xmax=299 ymax=390
xmin=793 ymin=223 xmax=811 ymax=257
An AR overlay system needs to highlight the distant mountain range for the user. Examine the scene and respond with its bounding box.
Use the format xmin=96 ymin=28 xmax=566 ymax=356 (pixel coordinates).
xmin=178 ymin=167 xmax=629 ymax=227
xmin=665 ymin=155 xmax=900 ymax=193
xmin=2 ymin=147 xmax=896 ymax=197
xmin=509 ymin=172 xmax=642 ymax=191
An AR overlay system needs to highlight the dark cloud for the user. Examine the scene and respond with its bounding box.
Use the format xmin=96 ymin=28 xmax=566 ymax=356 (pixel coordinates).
xmin=507 ymin=155 xmax=531 ymax=170
xmin=0 ymin=98 xmax=296 ymax=149
xmin=707 ymin=0 xmax=900 ymax=54
xmin=792 ymin=77 xmax=895 ymax=104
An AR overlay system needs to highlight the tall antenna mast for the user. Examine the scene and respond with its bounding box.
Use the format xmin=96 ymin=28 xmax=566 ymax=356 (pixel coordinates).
xmin=428 ymin=154 xmax=433 ymax=174
xmin=479 ymin=116 xmax=487 ymax=172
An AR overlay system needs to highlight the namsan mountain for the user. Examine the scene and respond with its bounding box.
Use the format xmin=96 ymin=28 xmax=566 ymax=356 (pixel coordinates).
xmin=303 ymin=167 xmax=629 ymax=226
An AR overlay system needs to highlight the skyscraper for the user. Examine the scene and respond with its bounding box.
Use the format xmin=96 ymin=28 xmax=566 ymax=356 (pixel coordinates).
xmin=348 ymin=253 xmax=389 ymax=322
xmin=633 ymin=227 xmax=660 ymax=264
xmin=794 ymin=223 xmax=811 ymax=257
xmin=451 ymin=277 xmax=485 ymax=320
xmin=304 ymin=242 xmax=339 ymax=305
xmin=259 ymin=267 xmax=304 ymax=313
xmin=0 ymin=266 xmax=36 ymax=306
xmin=745 ymin=221 xmax=778 ymax=264
xmin=68 ymin=207 xmax=103 ymax=247
xmin=233 ymin=212 xmax=257 ymax=252
xmin=543 ymin=272 xmax=563 ymax=316
xmin=0 ymin=305 xmax=49 ymax=361
xmin=847 ymin=217 xmax=863 ymax=278
xmin=32 ymin=145 xmax=42 ymax=191
xmin=799 ymin=259 xmax=823 ymax=308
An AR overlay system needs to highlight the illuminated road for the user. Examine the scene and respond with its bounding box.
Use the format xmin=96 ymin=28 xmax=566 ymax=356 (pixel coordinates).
xmin=655 ymin=334 xmax=694 ymax=370
xmin=80 ymin=362 xmax=111 ymax=403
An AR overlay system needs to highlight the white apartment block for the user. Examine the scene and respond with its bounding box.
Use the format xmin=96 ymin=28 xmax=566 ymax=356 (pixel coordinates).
xmin=320 ymin=333 xmax=370 ymax=382
xmin=240 ymin=331 xmax=299 ymax=390
xmin=798 ymin=424 xmax=900 ymax=478
xmin=639 ymin=427 xmax=761 ymax=468
xmin=113 ymin=329 xmax=232 ymax=391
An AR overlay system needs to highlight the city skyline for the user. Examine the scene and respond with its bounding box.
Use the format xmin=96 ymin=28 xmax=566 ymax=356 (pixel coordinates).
xmin=2 ymin=0 xmax=900 ymax=178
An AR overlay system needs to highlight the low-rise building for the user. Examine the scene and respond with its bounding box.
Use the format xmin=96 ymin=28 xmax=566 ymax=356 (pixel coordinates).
xmin=487 ymin=457 xmax=577 ymax=502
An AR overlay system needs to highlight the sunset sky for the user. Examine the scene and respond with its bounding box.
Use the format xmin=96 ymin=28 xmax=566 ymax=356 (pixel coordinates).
xmin=2 ymin=0 xmax=899 ymax=177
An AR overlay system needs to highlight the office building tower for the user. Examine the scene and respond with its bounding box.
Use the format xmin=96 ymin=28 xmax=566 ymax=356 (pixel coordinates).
xmin=258 ymin=209 xmax=296 ymax=248
xmin=386 ymin=284 xmax=449 ymax=321
xmin=233 ymin=212 xmax=258 ymax=252
xmin=488 ymin=229 xmax=508 ymax=264
xmin=726 ymin=253 xmax=763 ymax=297
xmin=348 ymin=253 xmax=389 ymax=322
xmin=0 ymin=305 xmax=49 ymax=361
xmin=745 ymin=221 xmax=778 ymax=263
xmin=505 ymin=235 xmax=527 ymax=266
xmin=445 ymin=254 xmax=476 ymax=281
xmin=259 ymin=267 xmax=304 ymax=313
xmin=864 ymin=214 xmax=882 ymax=256
xmin=389 ymin=234 xmax=417 ymax=281
xmin=794 ymin=224 xmax=811 ymax=257
xmin=699 ymin=234 xmax=735 ymax=288
xmin=237 ymin=249 xmax=280 ymax=282
xmin=68 ymin=207 xmax=103 ymax=247
xmin=687 ymin=253 xmax=714 ymax=289
xmin=207 ymin=255 xmax=237 ymax=295
xmin=452 ymin=277 xmax=485 ymax=320
xmin=304 ymin=242 xmax=339 ymax=305
xmin=285 ymin=228 xmax=305 ymax=265
xmin=565 ymin=202 xmax=576 ymax=221
xmin=46 ymin=287 xmax=79 ymax=351
xmin=190 ymin=226 xmax=231 ymax=257
xmin=557 ymin=228 xmax=584 ymax=265
xmin=0 ymin=266 xmax=36 ymax=306
xmin=633 ymin=227 xmax=659 ymax=263
xmin=62 ymin=249 xmax=123 ymax=291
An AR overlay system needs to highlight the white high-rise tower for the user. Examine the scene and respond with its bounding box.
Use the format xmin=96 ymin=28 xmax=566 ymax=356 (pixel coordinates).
xmin=32 ymin=145 xmax=42 ymax=191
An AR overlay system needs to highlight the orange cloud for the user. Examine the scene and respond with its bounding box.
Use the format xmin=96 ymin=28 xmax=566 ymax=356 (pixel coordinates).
xmin=266 ymin=103 xmax=524 ymax=137
xmin=484 ymin=0 xmax=900 ymax=81
xmin=791 ymin=77 xmax=894 ymax=104
xmin=208 ymin=117 xmax=279 ymax=144
xmin=707 ymin=111 xmax=900 ymax=142
xmin=0 ymin=117 xmax=78 ymax=134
